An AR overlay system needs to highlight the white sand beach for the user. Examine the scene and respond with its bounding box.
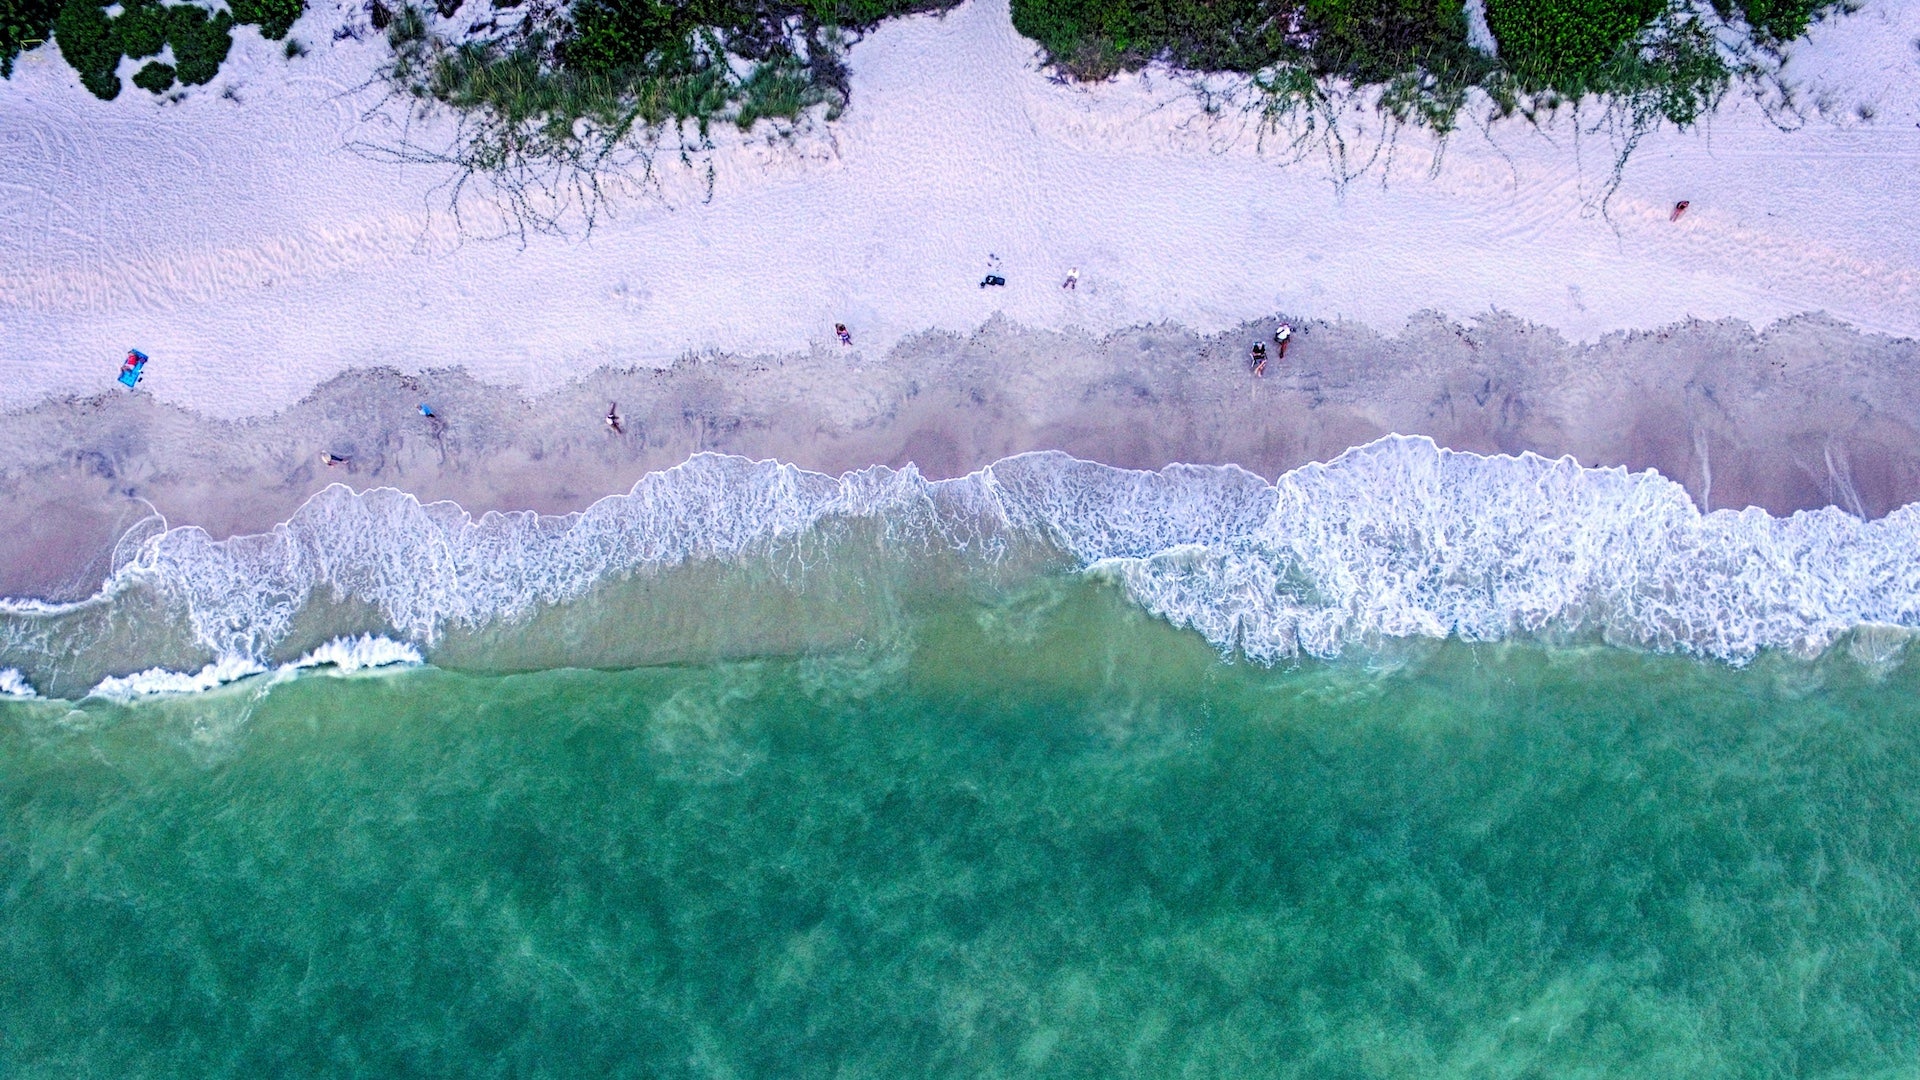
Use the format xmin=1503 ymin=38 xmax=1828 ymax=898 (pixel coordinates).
xmin=0 ymin=0 xmax=1915 ymax=417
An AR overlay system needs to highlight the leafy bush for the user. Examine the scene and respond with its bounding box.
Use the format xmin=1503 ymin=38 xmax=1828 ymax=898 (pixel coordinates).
xmin=26 ymin=0 xmax=289 ymax=98
xmin=387 ymin=0 xmax=944 ymax=176
xmin=1483 ymin=0 xmax=1661 ymax=88
xmin=165 ymin=3 xmax=231 ymax=85
xmin=2 ymin=0 xmax=61 ymax=77
xmin=230 ymin=0 xmax=304 ymax=39
xmin=1717 ymin=0 xmax=1833 ymax=42
xmin=116 ymin=0 xmax=168 ymax=56
xmin=1010 ymin=0 xmax=1480 ymax=81
xmin=54 ymin=0 xmax=119 ymax=98
xmin=131 ymin=55 xmax=172 ymax=90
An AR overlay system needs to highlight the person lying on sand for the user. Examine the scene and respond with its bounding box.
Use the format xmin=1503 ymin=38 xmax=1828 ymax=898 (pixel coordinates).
xmin=605 ymin=404 xmax=623 ymax=435
xmin=320 ymin=452 xmax=348 ymax=468
xmin=1062 ymin=268 xmax=1078 ymax=290
xmin=1251 ymin=342 xmax=1268 ymax=377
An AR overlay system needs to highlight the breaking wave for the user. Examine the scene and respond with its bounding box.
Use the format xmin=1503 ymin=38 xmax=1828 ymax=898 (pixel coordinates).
xmin=0 ymin=668 xmax=35 ymax=699
xmin=9 ymin=435 xmax=1920 ymax=693
xmin=85 ymin=635 xmax=424 ymax=702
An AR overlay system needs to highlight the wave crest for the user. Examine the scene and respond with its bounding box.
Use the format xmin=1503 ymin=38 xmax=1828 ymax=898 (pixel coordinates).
xmin=12 ymin=436 xmax=1920 ymax=678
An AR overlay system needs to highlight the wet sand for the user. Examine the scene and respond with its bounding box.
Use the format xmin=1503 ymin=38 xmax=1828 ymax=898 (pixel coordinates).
xmin=2 ymin=310 xmax=1917 ymax=601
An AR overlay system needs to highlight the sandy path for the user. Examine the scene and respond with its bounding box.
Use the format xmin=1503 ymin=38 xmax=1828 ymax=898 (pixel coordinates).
xmin=0 ymin=0 xmax=1915 ymax=417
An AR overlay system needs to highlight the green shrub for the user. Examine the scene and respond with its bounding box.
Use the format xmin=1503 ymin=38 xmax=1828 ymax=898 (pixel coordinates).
xmin=229 ymin=0 xmax=303 ymax=39
xmin=1010 ymin=0 xmax=1480 ymax=84
xmin=2 ymin=0 xmax=61 ymax=77
xmin=38 ymin=0 xmax=268 ymax=97
xmin=1483 ymin=0 xmax=1660 ymax=89
xmin=383 ymin=0 xmax=942 ymax=197
xmin=54 ymin=0 xmax=118 ymax=97
xmin=115 ymin=0 xmax=167 ymax=56
xmin=165 ymin=3 xmax=231 ymax=85
xmin=1717 ymin=0 xmax=1835 ymax=42
xmin=131 ymin=55 xmax=171 ymax=89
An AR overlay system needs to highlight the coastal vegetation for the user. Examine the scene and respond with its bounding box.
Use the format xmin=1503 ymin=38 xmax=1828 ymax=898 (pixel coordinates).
xmin=376 ymin=0 xmax=944 ymax=164
xmin=4 ymin=0 xmax=301 ymax=96
xmin=363 ymin=0 xmax=1850 ymax=197
xmin=1014 ymin=0 xmax=1848 ymax=133
xmin=1 ymin=0 xmax=1851 ymax=165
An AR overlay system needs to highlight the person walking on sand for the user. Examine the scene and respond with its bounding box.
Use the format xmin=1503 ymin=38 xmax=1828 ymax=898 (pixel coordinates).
xmin=606 ymin=403 xmax=623 ymax=435
xmin=835 ymin=323 xmax=853 ymax=346
xmin=1062 ymin=268 xmax=1078 ymax=290
xmin=1273 ymin=322 xmax=1292 ymax=359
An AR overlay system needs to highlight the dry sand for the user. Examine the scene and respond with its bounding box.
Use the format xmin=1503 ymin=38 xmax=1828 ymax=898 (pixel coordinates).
xmin=2 ymin=311 xmax=1916 ymax=602
xmin=3 ymin=0 xmax=1917 ymax=416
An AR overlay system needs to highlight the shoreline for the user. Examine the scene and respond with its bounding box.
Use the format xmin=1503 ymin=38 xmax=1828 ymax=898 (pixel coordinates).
xmin=3 ymin=310 xmax=1916 ymax=603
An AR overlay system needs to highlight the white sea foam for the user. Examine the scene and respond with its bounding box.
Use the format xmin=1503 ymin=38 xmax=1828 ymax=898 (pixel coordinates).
xmin=0 ymin=668 xmax=37 ymax=698
xmin=78 ymin=636 xmax=423 ymax=702
xmin=283 ymin=635 xmax=424 ymax=675
xmin=24 ymin=437 xmax=1920 ymax=675
xmin=87 ymin=657 xmax=270 ymax=702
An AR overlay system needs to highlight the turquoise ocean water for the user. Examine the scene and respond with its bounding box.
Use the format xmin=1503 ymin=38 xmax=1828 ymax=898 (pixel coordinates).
xmin=6 ymin=571 xmax=1920 ymax=1076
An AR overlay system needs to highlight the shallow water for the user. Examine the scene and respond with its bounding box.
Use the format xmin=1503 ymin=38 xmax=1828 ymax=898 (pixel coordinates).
xmin=4 ymin=579 xmax=1919 ymax=1076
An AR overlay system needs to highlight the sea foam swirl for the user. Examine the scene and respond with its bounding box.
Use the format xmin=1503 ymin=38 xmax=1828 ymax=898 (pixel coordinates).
xmin=13 ymin=435 xmax=1920 ymax=672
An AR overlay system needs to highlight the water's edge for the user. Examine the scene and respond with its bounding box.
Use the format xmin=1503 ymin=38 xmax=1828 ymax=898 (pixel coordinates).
xmin=8 ymin=434 xmax=1920 ymax=700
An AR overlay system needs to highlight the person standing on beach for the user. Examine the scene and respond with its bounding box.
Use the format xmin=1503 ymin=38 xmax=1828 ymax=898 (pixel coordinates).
xmin=835 ymin=323 xmax=853 ymax=346
xmin=1274 ymin=323 xmax=1292 ymax=359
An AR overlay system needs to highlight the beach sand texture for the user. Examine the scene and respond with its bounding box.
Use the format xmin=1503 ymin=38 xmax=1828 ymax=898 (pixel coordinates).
xmin=0 ymin=0 xmax=1916 ymax=419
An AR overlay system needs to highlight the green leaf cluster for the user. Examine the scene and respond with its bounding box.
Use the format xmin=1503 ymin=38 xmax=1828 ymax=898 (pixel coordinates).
xmin=2 ymin=0 xmax=60 ymax=77
xmin=130 ymin=55 xmax=172 ymax=89
xmin=26 ymin=0 xmax=302 ymax=97
xmin=230 ymin=0 xmax=304 ymax=38
xmin=167 ymin=3 xmax=233 ymax=85
xmin=1009 ymin=0 xmax=1485 ymax=82
xmin=52 ymin=0 xmax=117 ymax=97
xmin=1713 ymin=0 xmax=1830 ymax=42
xmin=1483 ymin=0 xmax=1662 ymax=89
